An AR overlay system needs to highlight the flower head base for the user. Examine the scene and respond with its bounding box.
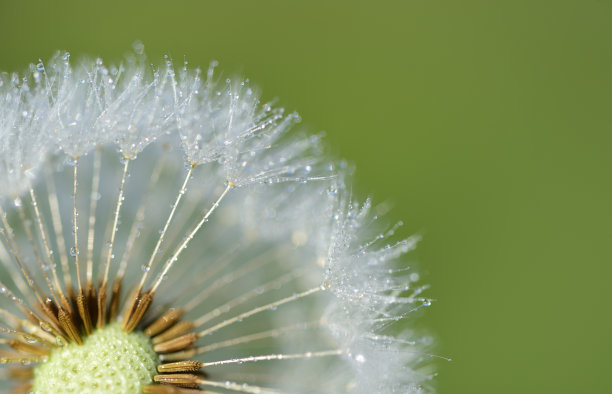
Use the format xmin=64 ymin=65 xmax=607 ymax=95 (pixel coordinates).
xmin=33 ymin=323 xmax=158 ymax=392
xmin=0 ymin=48 xmax=436 ymax=393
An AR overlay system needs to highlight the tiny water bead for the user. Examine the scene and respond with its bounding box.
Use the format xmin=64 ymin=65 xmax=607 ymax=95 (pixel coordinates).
xmin=32 ymin=323 xmax=158 ymax=394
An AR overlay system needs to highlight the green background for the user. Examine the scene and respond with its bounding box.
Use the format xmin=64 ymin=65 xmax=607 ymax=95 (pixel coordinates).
xmin=1 ymin=1 xmax=610 ymax=393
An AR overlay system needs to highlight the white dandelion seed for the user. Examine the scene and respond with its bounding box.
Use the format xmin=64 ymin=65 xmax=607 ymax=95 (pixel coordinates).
xmin=0 ymin=48 xmax=437 ymax=393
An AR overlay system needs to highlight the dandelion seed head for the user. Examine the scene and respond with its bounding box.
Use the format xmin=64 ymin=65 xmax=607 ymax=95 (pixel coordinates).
xmin=0 ymin=49 xmax=436 ymax=393
xmin=33 ymin=323 xmax=158 ymax=392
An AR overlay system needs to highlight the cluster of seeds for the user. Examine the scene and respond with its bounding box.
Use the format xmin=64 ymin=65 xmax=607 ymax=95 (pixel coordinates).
xmin=0 ymin=47 xmax=437 ymax=393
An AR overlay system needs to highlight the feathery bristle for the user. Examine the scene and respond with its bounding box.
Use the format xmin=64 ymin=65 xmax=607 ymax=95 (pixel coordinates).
xmin=0 ymin=48 xmax=436 ymax=393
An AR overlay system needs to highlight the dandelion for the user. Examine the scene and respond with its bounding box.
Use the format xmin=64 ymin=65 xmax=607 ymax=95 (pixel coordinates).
xmin=0 ymin=47 xmax=437 ymax=393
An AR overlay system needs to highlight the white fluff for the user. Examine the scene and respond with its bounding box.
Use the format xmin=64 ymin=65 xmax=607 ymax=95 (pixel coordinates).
xmin=0 ymin=50 xmax=436 ymax=393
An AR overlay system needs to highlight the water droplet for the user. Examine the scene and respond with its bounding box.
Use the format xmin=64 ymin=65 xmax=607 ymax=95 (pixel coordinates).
xmin=132 ymin=41 xmax=145 ymax=55
xmin=40 ymin=322 xmax=52 ymax=333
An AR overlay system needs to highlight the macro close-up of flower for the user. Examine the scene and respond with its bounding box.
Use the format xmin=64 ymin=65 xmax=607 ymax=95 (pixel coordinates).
xmin=0 ymin=49 xmax=435 ymax=393
xmin=2 ymin=1 xmax=611 ymax=393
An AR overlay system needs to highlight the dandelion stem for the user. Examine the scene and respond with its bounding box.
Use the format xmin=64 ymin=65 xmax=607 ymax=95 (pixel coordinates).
xmin=72 ymin=158 xmax=82 ymax=292
xmin=196 ymin=286 xmax=323 ymax=338
xmin=157 ymin=244 xmax=241 ymax=313
xmin=0 ymin=308 xmax=21 ymax=330
xmin=159 ymin=322 xmax=322 ymax=360
xmin=195 ymin=379 xmax=279 ymax=394
xmin=199 ymin=349 xmax=343 ymax=368
xmin=113 ymin=156 xmax=165 ymax=322
xmin=116 ymin=155 xmax=166 ymax=280
xmin=0 ymin=210 xmax=46 ymax=308
xmin=71 ymin=157 xmax=95 ymax=335
xmin=28 ymin=187 xmax=70 ymax=311
xmin=44 ymin=167 xmax=72 ymax=296
xmin=150 ymin=183 xmax=232 ymax=294
xmin=102 ymin=158 xmax=130 ymax=285
xmin=192 ymin=268 xmax=305 ymax=327
xmin=136 ymin=164 xmax=194 ymax=295
xmin=182 ymin=246 xmax=278 ymax=312
xmin=14 ymin=200 xmax=58 ymax=305
xmin=0 ymin=285 xmax=53 ymax=337
xmin=99 ymin=158 xmax=130 ymax=327
xmin=86 ymin=148 xmax=101 ymax=286
xmin=0 ymin=245 xmax=32 ymax=307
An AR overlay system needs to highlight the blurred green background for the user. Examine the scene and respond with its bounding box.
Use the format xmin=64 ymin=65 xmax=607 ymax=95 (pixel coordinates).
xmin=1 ymin=0 xmax=611 ymax=393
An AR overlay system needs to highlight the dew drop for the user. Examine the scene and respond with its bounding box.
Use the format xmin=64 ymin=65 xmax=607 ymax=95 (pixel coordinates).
xmin=132 ymin=41 xmax=145 ymax=55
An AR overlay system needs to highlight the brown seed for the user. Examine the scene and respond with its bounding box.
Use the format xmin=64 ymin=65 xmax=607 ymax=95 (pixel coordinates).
xmin=8 ymin=340 xmax=50 ymax=356
xmin=86 ymin=280 xmax=98 ymax=326
xmin=157 ymin=360 xmax=202 ymax=373
xmin=153 ymin=373 xmax=200 ymax=388
xmin=96 ymin=283 xmax=108 ymax=329
xmin=143 ymin=384 xmax=205 ymax=393
xmin=154 ymin=333 xmax=198 ymax=353
xmin=76 ymin=290 xmax=92 ymax=335
xmin=153 ymin=321 xmax=195 ymax=344
xmin=145 ymin=308 xmax=184 ymax=337
xmin=57 ymin=307 xmax=82 ymax=345
xmin=7 ymin=367 xmax=33 ymax=380
xmin=108 ymin=277 xmax=123 ymax=322
xmin=124 ymin=291 xmax=154 ymax=333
